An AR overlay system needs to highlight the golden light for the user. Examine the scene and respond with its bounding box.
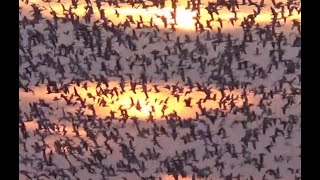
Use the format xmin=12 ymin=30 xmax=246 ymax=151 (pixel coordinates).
xmin=19 ymin=0 xmax=301 ymax=31
xmin=160 ymin=174 xmax=193 ymax=180
xmin=175 ymin=7 xmax=197 ymax=29
xmin=20 ymin=81 xmax=255 ymax=121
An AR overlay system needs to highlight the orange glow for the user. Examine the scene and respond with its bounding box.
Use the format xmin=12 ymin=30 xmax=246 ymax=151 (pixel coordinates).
xmin=19 ymin=0 xmax=301 ymax=31
xmin=20 ymin=81 xmax=255 ymax=121
xmin=161 ymin=174 xmax=193 ymax=180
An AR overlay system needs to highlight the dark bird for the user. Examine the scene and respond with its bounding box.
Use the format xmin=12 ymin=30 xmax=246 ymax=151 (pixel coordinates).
xmin=184 ymin=97 xmax=192 ymax=107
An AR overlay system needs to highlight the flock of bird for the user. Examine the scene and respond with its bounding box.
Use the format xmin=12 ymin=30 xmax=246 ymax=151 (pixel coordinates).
xmin=19 ymin=0 xmax=301 ymax=179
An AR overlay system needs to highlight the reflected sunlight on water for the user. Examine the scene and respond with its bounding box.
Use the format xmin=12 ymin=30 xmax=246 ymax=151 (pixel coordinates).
xmin=19 ymin=0 xmax=301 ymax=31
xmin=160 ymin=174 xmax=193 ymax=180
xmin=20 ymin=81 xmax=255 ymax=120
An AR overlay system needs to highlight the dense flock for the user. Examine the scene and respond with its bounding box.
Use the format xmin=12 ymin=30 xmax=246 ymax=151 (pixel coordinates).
xmin=19 ymin=0 xmax=301 ymax=179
